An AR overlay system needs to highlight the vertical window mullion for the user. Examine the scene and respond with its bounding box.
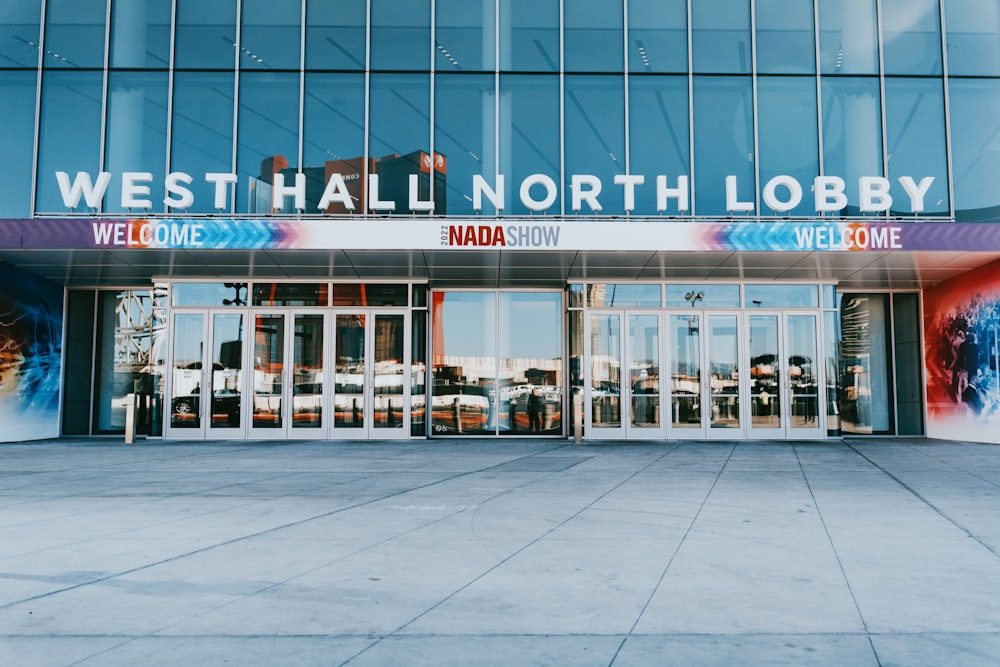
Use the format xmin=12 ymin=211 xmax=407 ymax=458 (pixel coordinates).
xmin=938 ymin=0 xmax=955 ymax=219
xmin=231 ymin=0 xmax=243 ymax=213
xmin=164 ymin=0 xmax=178 ymax=214
xmin=99 ymin=0 xmax=112 ymax=213
xmin=686 ymin=0 xmax=694 ymax=216
xmin=750 ymin=0 xmax=760 ymax=217
xmin=363 ymin=0 xmax=371 ymax=214
xmin=30 ymin=0 xmax=47 ymax=216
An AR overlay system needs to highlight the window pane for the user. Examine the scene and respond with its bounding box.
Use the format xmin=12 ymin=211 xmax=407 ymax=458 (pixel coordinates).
xmin=332 ymin=284 xmax=409 ymax=306
xmin=628 ymin=75 xmax=689 ymax=215
xmin=170 ymin=72 xmax=235 ymax=213
xmin=43 ymin=0 xmax=106 ymax=68
xmin=587 ymin=284 xmax=660 ymax=307
xmin=950 ymin=79 xmax=1000 ymax=221
xmin=821 ymin=77 xmax=882 ymax=215
xmin=755 ymin=0 xmax=814 ymax=73
xmin=692 ymin=76 xmax=754 ymax=216
xmin=818 ymin=0 xmax=877 ymax=74
xmin=436 ymin=0 xmax=495 ymax=72
xmin=881 ymin=0 xmax=941 ymax=75
xmin=500 ymin=0 xmax=558 ymax=71
xmin=757 ymin=77 xmax=819 ymax=216
xmin=2 ymin=0 xmax=42 ymax=67
xmin=94 ymin=290 xmax=153 ymax=433
xmin=500 ymin=292 xmax=562 ymax=435
xmin=945 ymin=0 xmax=1000 ymax=76
xmin=565 ymin=0 xmax=623 ymax=72
xmin=431 ymin=291 xmax=497 ymax=435
xmin=369 ymin=73 xmax=431 ymax=213
xmin=172 ymin=282 xmax=247 ymax=307
xmin=305 ymin=0 xmax=365 ymax=70
xmin=745 ymin=284 xmax=818 ymax=308
xmin=36 ymin=70 xmax=103 ymax=213
xmin=0 ymin=71 xmax=36 ymax=217
xmin=236 ymin=72 xmax=300 ymax=214
xmin=303 ymin=73 xmax=365 ymax=214
xmin=628 ymin=0 xmax=687 ymax=73
xmin=564 ymin=75 xmax=625 ymax=214
xmin=371 ymin=0 xmax=430 ymax=71
xmin=884 ymin=78 xmax=948 ymax=216
xmin=435 ymin=73 xmax=496 ymax=215
xmin=175 ymin=0 xmax=237 ymax=69
xmin=253 ymin=283 xmax=328 ymax=306
xmin=105 ymin=71 xmax=169 ymax=214
xmin=499 ymin=74 xmax=560 ymax=215
xmin=110 ymin=0 xmax=171 ymax=68
xmin=839 ymin=294 xmax=892 ymax=434
xmin=240 ymin=0 xmax=301 ymax=70
xmin=692 ymin=0 xmax=751 ymax=73
xmin=665 ymin=284 xmax=740 ymax=308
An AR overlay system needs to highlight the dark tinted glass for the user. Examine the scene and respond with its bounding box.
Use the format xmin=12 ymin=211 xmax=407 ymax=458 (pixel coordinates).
xmin=436 ymin=0 xmax=495 ymax=72
xmin=564 ymin=75 xmax=626 ymax=214
xmin=368 ymin=73 xmax=431 ymax=211
xmin=303 ymin=73 xmax=365 ymax=213
xmin=1 ymin=0 xmax=42 ymax=67
xmin=332 ymin=284 xmax=409 ymax=306
xmin=43 ymin=0 xmax=106 ymax=68
xmin=253 ymin=283 xmax=329 ymax=306
xmin=240 ymin=0 xmax=302 ymax=70
xmin=371 ymin=0 xmax=430 ymax=70
xmin=306 ymin=0 xmax=366 ymax=70
xmin=498 ymin=74 xmax=560 ymax=215
xmin=0 ymin=71 xmax=37 ymax=217
xmin=435 ymin=73 xmax=496 ymax=215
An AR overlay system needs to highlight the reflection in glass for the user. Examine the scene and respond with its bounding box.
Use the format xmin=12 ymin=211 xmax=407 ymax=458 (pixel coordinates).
xmin=839 ymin=295 xmax=891 ymax=434
xmin=630 ymin=315 xmax=659 ymax=428
xmin=374 ymin=314 xmax=406 ymax=429
xmin=564 ymin=0 xmax=623 ymax=72
xmin=666 ymin=285 xmax=739 ymax=308
xmin=303 ymin=73 xmax=365 ymax=214
xmin=881 ymin=0 xmax=941 ymax=75
xmin=745 ymin=284 xmax=818 ymax=308
xmin=436 ymin=0 xmax=495 ymax=72
xmin=669 ymin=315 xmax=701 ymax=428
xmin=950 ymin=80 xmax=1000 ymax=221
xmin=591 ymin=315 xmax=622 ymax=427
xmin=292 ymin=314 xmax=323 ymax=428
xmin=170 ymin=72 xmax=235 ymax=213
xmin=755 ymin=0 xmax=814 ymax=73
xmin=253 ymin=283 xmax=328 ymax=307
xmin=628 ymin=0 xmax=687 ymax=73
xmin=172 ymin=283 xmax=248 ymax=307
xmin=692 ymin=0 xmax=751 ymax=73
xmin=749 ymin=316 xmax=781 ymax=428
xmin=945 ymin=0 xmax=1000 ymax=76
xmin=709 ymin=315 xmax=740 ymax=429
xmin=95 ymin=291 xmax=155 ymax=433
xmin=1 ymin=1 xmax=40 ymax=67
xmin=628 ymin=76 xmax=689 ymax=215
xmin=369 ymin=74 xmax=432 ymax=212
xmin=371 ymin=0 xmax=430 ymax=71
xmin=236 ymin=72 xmax=300 ymax=214
xmin=43 ymin=0 xmax=107 ymax=68
xmin=435 ymin=74 xmax=496 ymax=215
xmin=335 ymin=314 xmax=365 ymax=427
xmin=499 ymin=75 xmax=560 ymax=215
xmin=821 ymin=77 xmax=883 ymax=214
xmin=787 ymin=315 xmax=819 ymax=428
xmin=0 ymin=71 xmax=36 ymax=217
xmin=500 ymin=0 xmax=558 ymax=71
xmin=565 ymin=75 xmax=626 ymax=214
xmin=500 ymin=293 xmax=563 ymax=435
xmin=175 ymin=0 xmax=238 ymax=69
xmin=587 ymin=284 xmax=661 ymax=308
xmin=885 ymin=78 xmax=949 ymax=216
xmin=253 ymin=314 xmax=284 ymax=428
xmin=825 ymin=310 xmax=840 ymax=434
xmin=693 ymin=77 xmax=755 ymax=216
xmin=332 ymin=284 xmax=409 ymax=307
xmin=411 ymin=314 xmax=427 ymax=436
xmin=171 ymin=313 xmax=204 ymax=429
xmin=110 ymin=0 xmax=171 ymax=68
xmin=431 ymin=292 xmax=496 ymax=435
xmin=757 ymin=77 xmax=819 ymax=217
xmin=211 ymin=313 xmax=243 ymax=428
xmin=36 ymin=71 xmax=103 ymax=213
xmin=105 ymin=71 xmax=169 ymax=213
xmin=306 ymin=0 xmax=366 ymax=69
xmin=240 ymin=0 xmax=301 ymax=70
xmin=818 ymin=0 xmax=877 ymax=74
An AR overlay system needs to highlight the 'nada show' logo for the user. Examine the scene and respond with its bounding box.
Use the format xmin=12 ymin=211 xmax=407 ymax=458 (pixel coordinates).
xmin=442 ymin=224 xmax=560 ymax=248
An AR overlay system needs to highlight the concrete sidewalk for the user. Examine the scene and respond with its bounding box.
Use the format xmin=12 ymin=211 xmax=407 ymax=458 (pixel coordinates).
xmin=1 ymin=437 xmax=999 ymax=666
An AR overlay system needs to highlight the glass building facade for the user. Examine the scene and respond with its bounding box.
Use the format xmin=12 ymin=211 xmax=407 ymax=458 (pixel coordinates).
xmin=1 ymin=0 xmax=999 ymax=442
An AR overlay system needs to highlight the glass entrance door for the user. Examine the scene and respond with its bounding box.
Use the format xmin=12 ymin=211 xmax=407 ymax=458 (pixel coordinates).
xmin=746 ymin=312 xmax=824 ymax=439
xmin=666 ymin=312 xmax=743 ymax=439
xmin=331 ymin=310 xmax=410 ymax=439
xmin=587 ymin=311 xmax=664 ymax=439
xmin=248 ymin=311 xmax=327 ymax=439
xmin=165 ymin=310 xmax=245 ymax=440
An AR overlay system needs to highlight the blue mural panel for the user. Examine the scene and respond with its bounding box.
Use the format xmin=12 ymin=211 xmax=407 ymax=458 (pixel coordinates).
xmin=0 ymin=264 xmax=63 ymax=441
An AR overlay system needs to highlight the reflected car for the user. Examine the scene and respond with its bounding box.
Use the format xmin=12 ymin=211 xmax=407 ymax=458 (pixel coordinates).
xmin=172 ymin=389 xmax=241 ymax=425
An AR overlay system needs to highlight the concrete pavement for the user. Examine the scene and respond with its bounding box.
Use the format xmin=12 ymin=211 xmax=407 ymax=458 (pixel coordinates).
xmin=1 ymin=437 xmax=1000 ymax=665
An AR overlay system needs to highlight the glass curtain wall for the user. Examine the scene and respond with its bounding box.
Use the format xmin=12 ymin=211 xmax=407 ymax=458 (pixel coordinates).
xmin=27 ymin=0 xmax=977 ymax=220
